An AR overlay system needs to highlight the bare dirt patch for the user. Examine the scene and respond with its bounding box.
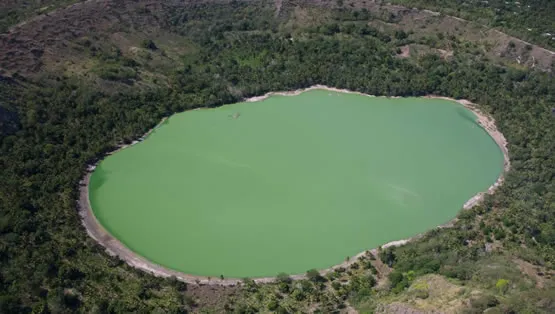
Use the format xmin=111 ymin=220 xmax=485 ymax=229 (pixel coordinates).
xmin=378 ymin=275 xmax=469 ymax=314
xmin=187 ymin=283 xmax=239 ymax=312
xmin=513 ymin=259 xmax=554 ymax=289
xmin=398 ymin=45 xmax=410 ymax=58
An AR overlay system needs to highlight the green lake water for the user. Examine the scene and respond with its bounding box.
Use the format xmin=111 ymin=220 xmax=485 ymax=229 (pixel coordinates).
xmin=89 ymin=90 xmax=504 ymax=278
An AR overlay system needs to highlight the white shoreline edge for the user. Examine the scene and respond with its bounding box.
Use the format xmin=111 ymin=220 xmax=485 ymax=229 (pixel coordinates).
xmin=78 ymin=85 xmax=510 ymax=286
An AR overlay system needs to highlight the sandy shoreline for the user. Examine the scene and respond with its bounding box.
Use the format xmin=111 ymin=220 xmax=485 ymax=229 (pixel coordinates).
xmin=78 ymin=85 xmax=510 ymax=285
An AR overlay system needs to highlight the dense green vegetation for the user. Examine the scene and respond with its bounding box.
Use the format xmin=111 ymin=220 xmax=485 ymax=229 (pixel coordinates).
xmin=390 ymin=0 xmax=555 ymax=49
xmin=0 ymin=0 xmax=554 ymax=312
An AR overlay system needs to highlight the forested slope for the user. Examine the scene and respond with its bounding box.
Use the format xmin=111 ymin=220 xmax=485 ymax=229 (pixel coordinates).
xmin=389 ymin=0 xmax=555 ymax=49
xmin=0 ymin=0 xmax=554 ymax=312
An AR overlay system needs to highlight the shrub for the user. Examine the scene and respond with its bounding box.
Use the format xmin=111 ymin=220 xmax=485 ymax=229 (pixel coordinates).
xmin=306 ymin=269 xmax=323 ymax=282
xmin=496 ymin=279 xmax=509 ymax=294
xmin=276 ymin=273 xmax=291 ymax=284
xmin=406 ymin=270 xmax=416 ymax=282
xmin=389 ymin=270 xmax=410 ymax=292
xmin=142 ymin=39 xmax=157 ymax=50
xmin=389 ymin=270 xmax=404 ymax=287
xmin=291 ymin=289 xmax=305 ymax=301
xmin=469 ymin=295 xmax=499 ymax=311
xmin=278 ymin=282 xmax=289 ymax=293
xmin=96 ymin=65 xmax=137 ymax=81
xmin=267 ymin=297 xmax=278 ymax=311
xmin=414 ymin=289 xmax=429 ymax=299
xmin=458 ymin=208 xmax=477 ymax=220
xmin=394 ymin=30 xmax=408 ymax=40
xmin=379 ymin=248 xmax=396 ymax=267
xmin=411 ymin=282 xmax=429 ymax=299
xmin=493 ymin=228 xmax=506 ymax=240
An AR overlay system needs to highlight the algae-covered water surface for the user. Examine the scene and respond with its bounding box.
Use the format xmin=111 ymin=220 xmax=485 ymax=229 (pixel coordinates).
xmin=89 ymin=90 xmax=504 ymax=278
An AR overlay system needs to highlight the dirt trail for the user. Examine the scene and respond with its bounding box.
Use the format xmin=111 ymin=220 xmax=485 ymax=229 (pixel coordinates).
xmin=79 ymin=86 xmax=510 ymax=285
xmin=275 ymin=0 xmax=282 ymax=16
xmin=418 ymin=8 xmax=555 ymax=57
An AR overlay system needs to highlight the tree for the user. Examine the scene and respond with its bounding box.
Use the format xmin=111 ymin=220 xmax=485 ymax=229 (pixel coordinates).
xmin=394 ymin=30 xmax=408 ymax=40
xmin=306 ymin=269 xmax=322 ymax=282
xmin=276 ymin=272 xmax=292 ymax=284
xmin=142 ymin=39 xmax=158 ymax=50
xmin=267 ymin=295 xmax=279 ymax=311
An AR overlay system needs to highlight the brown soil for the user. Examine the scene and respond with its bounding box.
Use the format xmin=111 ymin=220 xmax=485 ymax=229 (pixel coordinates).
xmin=187 ymin=283 xmax=239 ymax=312
xmin=1 ymin=0 xmax=554 ymax=79
xmin=514 ymin=258 xmax=555 ymax=289
xmin=0 ymin=0 xmax=200 ymax=79
xmin=341 ymin=1 xmax=555 ymax=70
xmin=398 ymin=45 xmax=410 ymax=58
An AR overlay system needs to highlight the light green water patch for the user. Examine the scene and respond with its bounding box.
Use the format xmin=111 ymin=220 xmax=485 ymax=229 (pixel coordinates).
xmin=89 ymin=90 xmax=504 ymax=278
